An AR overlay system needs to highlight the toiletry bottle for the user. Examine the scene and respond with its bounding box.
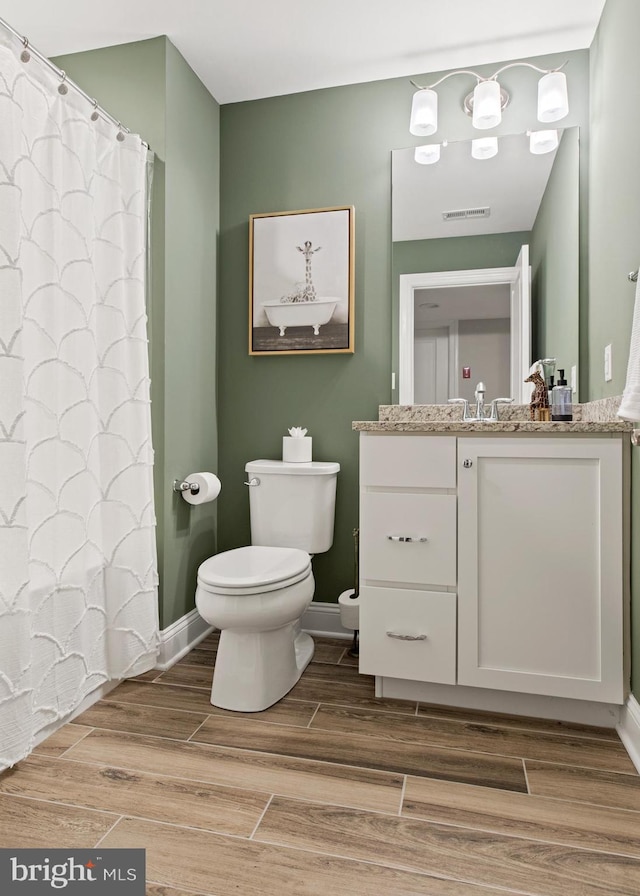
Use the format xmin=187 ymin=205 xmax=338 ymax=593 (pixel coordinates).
xmin=551 ymin=369 xmax=573 ymax=421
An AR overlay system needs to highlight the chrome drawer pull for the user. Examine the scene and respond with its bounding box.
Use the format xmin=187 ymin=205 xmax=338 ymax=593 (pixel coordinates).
xmin=386 ymin=631 xmax=428 ymax=641
xmin=387 ymin=535 xmax=428 ymax=543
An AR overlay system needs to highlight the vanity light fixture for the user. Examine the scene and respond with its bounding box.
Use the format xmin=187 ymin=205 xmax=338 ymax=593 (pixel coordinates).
xmin=471 ymin=136 xmax=498 ymax=160
xmin=409 ymin=61 xmax=568 ymax=137
xmin=528 ymin=128 xmax=559 ymax=154
xmin=471 ymin=80 xmax=503 ymax=129
xmin=537 ymin=71 xmax=569 ymax=122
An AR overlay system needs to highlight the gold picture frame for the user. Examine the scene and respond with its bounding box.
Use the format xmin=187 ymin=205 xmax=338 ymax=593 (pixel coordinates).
xmin=249 ymin=205 xmax=355 ymax=356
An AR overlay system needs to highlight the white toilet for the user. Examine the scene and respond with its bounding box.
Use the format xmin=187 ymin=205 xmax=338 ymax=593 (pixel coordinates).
xmin=195 ymin=459 xmax=340 ymax=712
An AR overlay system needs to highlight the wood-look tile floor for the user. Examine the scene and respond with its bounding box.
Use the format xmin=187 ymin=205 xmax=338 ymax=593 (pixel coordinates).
xmin=1 ymin=632 xmax=639 ymax=896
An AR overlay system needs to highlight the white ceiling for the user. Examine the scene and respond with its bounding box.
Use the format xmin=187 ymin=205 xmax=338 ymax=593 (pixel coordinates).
xmin=0 ymin=0 xmax=607 ymax=104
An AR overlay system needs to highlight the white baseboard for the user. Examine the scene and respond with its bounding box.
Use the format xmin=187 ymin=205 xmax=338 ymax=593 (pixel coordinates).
xmin=377 ymin=676 xmax=623 ymax=729
xmin=157 ymin=604 xmax=344 ymax=661
xmin=617 ymin=694 xmax=640 ymax=772
xmin=301 ymin=601 xmax=351 ymax=639
xmin=156 ymin=608 xmax=214 ymax=670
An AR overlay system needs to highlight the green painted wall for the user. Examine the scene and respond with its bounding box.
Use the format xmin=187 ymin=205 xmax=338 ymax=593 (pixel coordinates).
xmin=160 ymin=42 xmax=220 ymax=628
xmin=219 ymin=51 xmax=589 ymax=605
xmin=589 ymin=0 xmax=640 ymax=695
xmin=219 ymin=80 xmax=397 ymax=603
xmin=55 ymin=38 xmax=220 ymax=628
xmin=530 ymin=126 xmax=580 ymax=377
xmin=392 ymin=233 xmax=530 ymax=278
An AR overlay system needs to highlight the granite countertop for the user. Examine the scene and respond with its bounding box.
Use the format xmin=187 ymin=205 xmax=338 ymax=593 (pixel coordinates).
xmin=353 ymin=398 xmax=633 ymax=434
xmin=352 ymin=419 xmax=632 ymax=433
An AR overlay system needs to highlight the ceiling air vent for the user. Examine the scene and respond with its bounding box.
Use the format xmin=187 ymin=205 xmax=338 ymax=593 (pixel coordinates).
xmin=442 ymin=207 xmax=490 ymax=221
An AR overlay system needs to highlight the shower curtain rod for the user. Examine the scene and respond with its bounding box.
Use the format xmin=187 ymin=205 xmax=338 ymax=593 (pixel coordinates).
xmin=0 ymin=16 xmax=150 ymax=149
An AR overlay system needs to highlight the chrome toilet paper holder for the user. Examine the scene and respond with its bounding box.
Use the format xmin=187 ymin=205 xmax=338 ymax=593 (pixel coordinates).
xmin=173 ymin=478 xmax=200 ymax=495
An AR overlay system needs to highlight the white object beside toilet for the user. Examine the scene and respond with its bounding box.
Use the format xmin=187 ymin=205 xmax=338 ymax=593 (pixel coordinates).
xmin=338 ymin=589 xmax=360 ymax=630
xmin=195 ymin=459 xmax=339 ymax=712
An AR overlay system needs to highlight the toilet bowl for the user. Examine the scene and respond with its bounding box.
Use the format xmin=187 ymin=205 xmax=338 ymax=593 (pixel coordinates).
xmin=195 ymin=545 xmax=316 ymax=711
xmin=194 ymin=458 xmax=340 ymax=712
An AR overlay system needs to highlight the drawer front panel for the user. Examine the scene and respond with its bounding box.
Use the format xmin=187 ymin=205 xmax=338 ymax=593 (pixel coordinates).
xmin=360 ymin=434 xmax=456 ymax=488
xmin=359 ymin=586 xmax=456 ymax=683
xmin=360 ymin=492 xmax=456 ymax=585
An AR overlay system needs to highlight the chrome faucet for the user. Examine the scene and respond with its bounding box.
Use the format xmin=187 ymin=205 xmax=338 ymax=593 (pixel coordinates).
xmin=474 ymin=381 xmax=486 ymax=421
xmin=449 ymin=382 xmax=513 ymax=422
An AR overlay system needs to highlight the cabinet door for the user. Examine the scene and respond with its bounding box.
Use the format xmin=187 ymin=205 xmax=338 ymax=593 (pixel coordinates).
xmin=457 ymin=437 xmax=625 ymax=703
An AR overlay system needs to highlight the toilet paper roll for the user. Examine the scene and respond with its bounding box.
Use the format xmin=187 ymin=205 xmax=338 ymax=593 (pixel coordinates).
xmin=338 ymin=589 xmax=360 ymax=631
xmin=182 ymin=472 xmax=221 ymax=505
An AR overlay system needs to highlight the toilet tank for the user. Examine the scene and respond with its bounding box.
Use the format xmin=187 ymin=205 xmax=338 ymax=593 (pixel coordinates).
xmin=245 ymin=460 xmax=340 ymax=554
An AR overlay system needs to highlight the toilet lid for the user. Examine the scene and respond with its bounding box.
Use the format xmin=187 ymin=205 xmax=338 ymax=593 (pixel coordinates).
xmin=197 ymin=545 xmax=311 ymax=593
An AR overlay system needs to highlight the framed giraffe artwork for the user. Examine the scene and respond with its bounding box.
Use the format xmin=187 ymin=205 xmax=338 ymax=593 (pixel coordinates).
xmin=249 ymin=205 xmax=355 ymax=355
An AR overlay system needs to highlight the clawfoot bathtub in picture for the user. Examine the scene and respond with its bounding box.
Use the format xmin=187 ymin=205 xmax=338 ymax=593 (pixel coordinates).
xmin=262 ymin=297 xmax=339 ymax=336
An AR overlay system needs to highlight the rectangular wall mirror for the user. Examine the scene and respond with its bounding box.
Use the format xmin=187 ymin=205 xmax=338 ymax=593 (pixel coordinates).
xmin=392 ymin=127 xmax=580 ymax=405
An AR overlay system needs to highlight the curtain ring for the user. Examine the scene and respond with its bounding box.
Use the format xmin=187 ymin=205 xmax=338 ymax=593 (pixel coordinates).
xmin=116 ymin=123 xmax=125 ymax=142
xmin=57 ymin=71 xmax=69 ymax=95
xmin=90 ymin=100 xmax=100 ymax=122
xmin=20 ymin=38 xmax=30 ymax=63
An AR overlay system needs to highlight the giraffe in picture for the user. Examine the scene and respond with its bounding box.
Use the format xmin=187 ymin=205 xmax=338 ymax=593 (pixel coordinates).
xmin=295 ymin=240 xmax=322 ymax=302
xmin=524 ymin=369 xmax=549 ymax=420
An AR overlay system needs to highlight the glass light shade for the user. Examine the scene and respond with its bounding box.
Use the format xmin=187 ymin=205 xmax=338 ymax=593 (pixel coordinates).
xmin=529 ymin=129 xmax=559 ymax=154
xmin=472 ymin=79 xmax=502 ymax=129
xmin=414 ymin=143 xmax=441 ymax=165
xmin=471 ymin=137 xmax=498 ymax=159
xmin=537 ymin=71 xmax=569 ymax=122
xmin=409 ymin=88 xmax=438 ymax=136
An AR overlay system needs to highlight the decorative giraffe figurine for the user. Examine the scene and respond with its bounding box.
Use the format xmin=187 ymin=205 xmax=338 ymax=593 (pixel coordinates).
xmin=296 ymin=240 xmax=322 ymax=302
xmin=524 ymin=370 xmax=549 ymax=421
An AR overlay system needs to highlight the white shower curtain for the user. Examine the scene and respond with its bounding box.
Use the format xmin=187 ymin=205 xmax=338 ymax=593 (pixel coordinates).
xmin=0 ymin=33 xmax=158 ymax=770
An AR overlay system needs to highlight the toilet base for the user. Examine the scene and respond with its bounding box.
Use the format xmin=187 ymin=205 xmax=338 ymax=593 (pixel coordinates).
xmin=210 ymin=625 xmax=315 ymax=712
xmin=294 ymin=629 xmax=314 ymax=672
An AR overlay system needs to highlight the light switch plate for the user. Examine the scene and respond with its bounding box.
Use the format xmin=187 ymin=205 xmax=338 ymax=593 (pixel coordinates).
xmin=604 ymin=344 xmax=612 ymax=382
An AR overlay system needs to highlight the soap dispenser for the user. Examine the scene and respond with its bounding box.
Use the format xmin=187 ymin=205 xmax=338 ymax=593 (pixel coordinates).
xmin=551 ymin=369 xmax=572 ymax=421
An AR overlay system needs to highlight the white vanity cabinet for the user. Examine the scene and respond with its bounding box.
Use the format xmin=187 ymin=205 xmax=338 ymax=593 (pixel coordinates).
xmin=358 ymin=431 xmax=628 ymax=707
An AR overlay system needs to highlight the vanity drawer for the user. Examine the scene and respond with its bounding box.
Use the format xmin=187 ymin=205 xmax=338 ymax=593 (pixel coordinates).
xmin=359 ymin=586 xmax=456 ymax=683
xmin=360 ymin=492 xmax=456 ymax=586
xmin=360 ymin=434 xmax=456 ymax=488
